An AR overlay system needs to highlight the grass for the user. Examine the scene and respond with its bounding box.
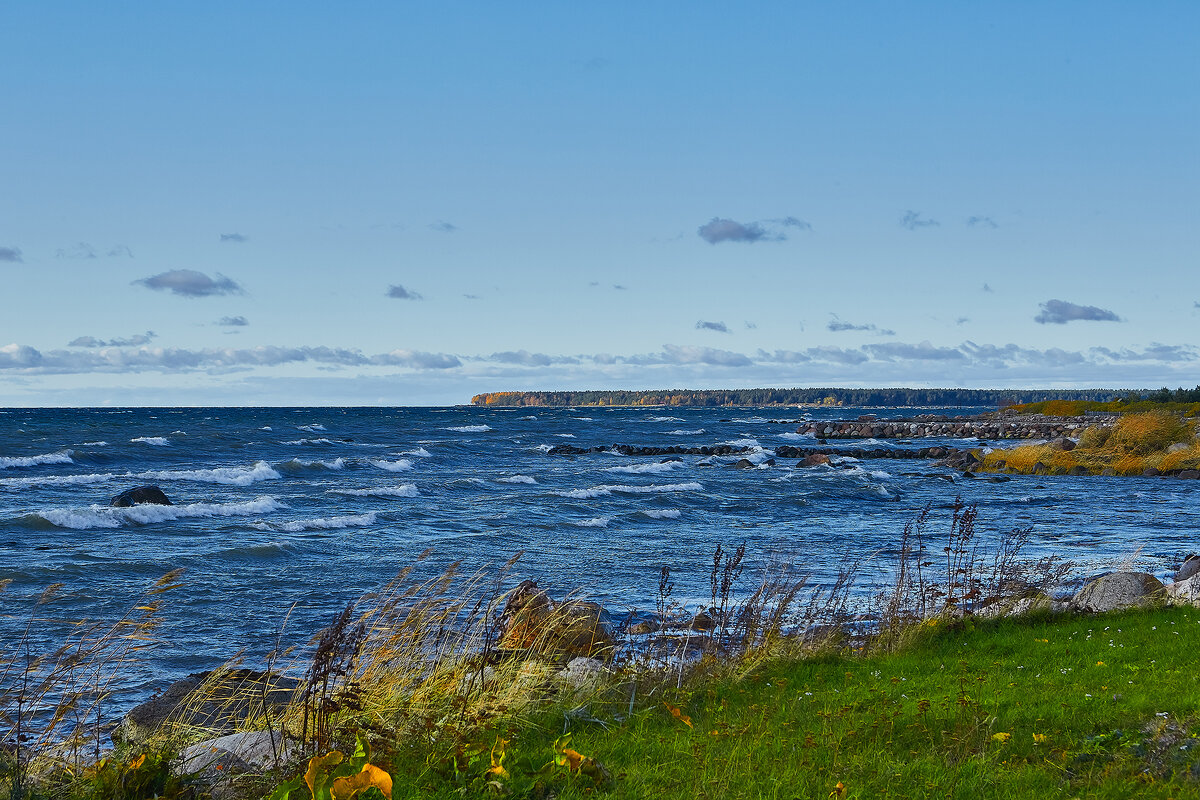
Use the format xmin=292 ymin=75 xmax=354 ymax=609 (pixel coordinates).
xmin=454 ymin=607 xmax=1200 ymax=799
xmin=981 ymin=411 xmax=1200 ymax=476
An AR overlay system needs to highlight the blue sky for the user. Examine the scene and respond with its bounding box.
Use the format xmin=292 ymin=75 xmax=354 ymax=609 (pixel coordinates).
xmin=2 ymin=2 xmax=1197 ymax=405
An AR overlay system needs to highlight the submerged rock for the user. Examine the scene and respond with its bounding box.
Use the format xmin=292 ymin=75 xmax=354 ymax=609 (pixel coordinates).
xmin=110 ymin=485 xmax=173 ymax=507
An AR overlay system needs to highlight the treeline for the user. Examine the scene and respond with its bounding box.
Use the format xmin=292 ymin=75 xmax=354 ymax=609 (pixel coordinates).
xmin=470 ymin=387 xmax=1129 ymax=408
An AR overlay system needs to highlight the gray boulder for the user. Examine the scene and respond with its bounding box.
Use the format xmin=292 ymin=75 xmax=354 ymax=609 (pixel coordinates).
xmin=1166 ymin=574 xmax=1200 ymax=606
xmin=116 ymin=669 xmax=301 ymax=743
xmin=1176 ymin=555 xmax=1200 ymax=583
xmin=1071 ymin=572 xmax=1165 ymax=613
xmin=178 ymin=729 xmax=293 ymax=775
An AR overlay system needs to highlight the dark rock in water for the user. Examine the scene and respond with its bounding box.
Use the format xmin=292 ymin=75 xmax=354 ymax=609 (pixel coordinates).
xmin=1050 ymin=437 xmax=1076 ymax=451
xmin=960 ymin=471 xmax=977 ymax=479
xmin=732 ymin=459 xmax=756 ymax=469
xmin=1068 ymin=466 xmax=1089 ymax=476
xmin=689 ymin=610 xmax=715 ymax=632
xmin=800 ymin=453 xmax=831 ymax=467
xmin=1179 ymin=469 xmax=1200 ymax=480
xmin=110 ymin=486 xmax=173 ymax=507
xmin=1143 ymin=467 xmax=1160 ymax=477
xmin=1031 ymin=462 xmax=1048 ymax=475
xmin=986 ymin=475 xmax=1011 ymax=483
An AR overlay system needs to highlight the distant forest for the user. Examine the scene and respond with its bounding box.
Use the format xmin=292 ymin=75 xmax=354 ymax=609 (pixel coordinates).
xmin=469 ymin=387 xmax=1142 ymax=408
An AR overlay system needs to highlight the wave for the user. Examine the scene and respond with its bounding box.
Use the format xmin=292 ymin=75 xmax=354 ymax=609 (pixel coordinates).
xmin=498 ymin=475 xmax=537 ymax=484
xmin=554 ymin=433 xmax=576 ymax=438
xmin=130 ymin=436 xmax=170 ymax=446
xmin=297 ymin=424 xmax=326 ymax=432
xmin=399 ymin=447 xmax=432 ymax=457
xmin=778 ymin=432 xmax=816 ymax=441
xmin=276 ymin=457 xmax=347 ymax=473
xmin=138 ymin=461 xmax=282 ymax=486
xmin=604 ymin=461 xmax=683 ymax=475
xmin=369 ymin=458 xmax=413 ymax=472
xmin=29 ymin=496 xmax=285 ymax=530
xmin=255 ymin=512 xmax=378 ymax=532
xmin=0 ymin=472 xmax=116 ymax=489
xmin=647 ymin=416 xmax=684 ymax=422
xmin=557 ymin=482 xmax=704 ymax=499
xmin=81 ymin=441 xmax=109 ymax=446
xmin=666 ymin=429 xmax=705 ymax=436
xmin=445 ymin=425 xmax=492 ymax=433
xmin=519 ymin=416 xmax=537 ymax=421
xmin=642 ymin=509 xmax=681 ymax=519
xmin=0 ymin=451 xmax=74 ymax=470
xmin=723 ymin=438 xmax=762 ymax=449
xmin=281 ymin=438 xmax=338 ymax=446
xmin=533 ymin=444 xmax=554 ymax=453
xmin=330 ymin=484 xmax=419 ymax=498
xmin=572 ymin=516 xmax=610 ymax=527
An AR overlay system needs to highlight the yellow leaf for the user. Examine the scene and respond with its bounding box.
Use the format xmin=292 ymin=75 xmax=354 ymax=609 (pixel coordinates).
xmin=553 ymin=734 xmax=586 ymax=772
xmin=331 ymin=764 xmax=393 ymax=800
xmin=487 ymin=737 xmax=510 ymax=779
xmin=991 ymin=732 xmax=1011 ymax=743
xmin=305 ymin=751 xmax=344 ymax=798
xmin=127 ymin=754 xmax=146 ymax=771
xmin=1032 ymin=733 xmax=1047 ymax=744
xmin=830 ymin=781 xmax=846 ymax=797
xmin=662 ymin=701 xmax=693 ymax=728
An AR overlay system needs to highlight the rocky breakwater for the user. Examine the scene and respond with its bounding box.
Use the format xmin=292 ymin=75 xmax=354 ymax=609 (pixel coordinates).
xmin=797 ymin=414 xmax=1101 ymax=441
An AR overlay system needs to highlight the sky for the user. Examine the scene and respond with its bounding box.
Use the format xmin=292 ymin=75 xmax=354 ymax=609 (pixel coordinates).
xmin=1 ymin=2 xmax=1197 ymax=406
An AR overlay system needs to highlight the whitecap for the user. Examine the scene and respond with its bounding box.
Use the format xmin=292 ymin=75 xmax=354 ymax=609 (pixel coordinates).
xmin=498 ymin=475 xmax=537 ymax=484
xmin=278 ymin=457 xmax=346 ymax=471
xmin=557 ymin=482 xmax=703 ymax=499
xmin=81 ymin=441 xmax=109 ymax=447
xmin=0 ymin=451 xmax=74 ymax=470
xmin=35 ymin=496 xmax=285 ymax=530
xmin=519 ymin=416 xmax=537 ymax=421
xmin=647 ymin=416 xmax=684 ymax=422
xmin=778 ymin=432 xmax=816 ymax=441
xmin=445 ymin=425 xmax=492 ymax=433
xmin=131 ymin=436 xmax=170 ymax=446
xmin=604 ymin=462 xmax=683 ymax=475
xmin=573 ymin=417 xmax=594 ymax=421
xmin=533 ymin=444 xmax=555 ymax=453
xmin=138 ymin=460 xmax=282 ymax=486
xmin=281 ymin=438 xmax=338 ymax=445
xmin=400 ymin=447 xmax=432 ymax=457
xmin=554 ymin=433 xmax=576 ymax=438
xmin=298 ymin=424 xmax=326 ymax=432
xmin=330 ymin=484 xmax=419 ymax=498
xmin=0 ymin=472 xmax=116 ymax=489
xmin=256 ymin=512 xmax=378 ymax=532
xmin=642 ymin=509 xmax=681 ymax=519
xmin=723 ymin=438 xmax=762 ymax=448
xmin=260 ymin=426 xmax=273 ymax=431
xmin=666 ymin=429 xmax=705 ymax=436
xmin=572 ymin=516 xmax=610 ymax=527
xmin=369 ymin=459 xmax=413 ymax=472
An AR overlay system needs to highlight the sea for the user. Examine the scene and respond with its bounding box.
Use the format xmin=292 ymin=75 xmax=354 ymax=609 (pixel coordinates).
xmin=2 ymin=405 xmax=1197 ymax=711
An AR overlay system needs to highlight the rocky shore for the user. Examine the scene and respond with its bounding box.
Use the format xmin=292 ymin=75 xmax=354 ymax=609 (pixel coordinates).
xmin=546 ymin=442 xmax=966 ymax=461
xmin=792 ymin=414 xmax=1104 ymax=440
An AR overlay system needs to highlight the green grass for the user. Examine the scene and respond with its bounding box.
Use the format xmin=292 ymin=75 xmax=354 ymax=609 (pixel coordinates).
xmin=397 ymin=607 xmax=1200 ymax=799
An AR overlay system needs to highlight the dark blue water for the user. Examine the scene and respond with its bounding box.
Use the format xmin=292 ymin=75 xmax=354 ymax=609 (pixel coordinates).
xmin=2 ymin=406 xmax=1197 ymax=703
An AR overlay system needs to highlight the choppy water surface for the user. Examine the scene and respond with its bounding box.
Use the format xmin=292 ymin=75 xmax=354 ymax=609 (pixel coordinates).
xmin=2 ymin=406 xmax=1196 ymax=700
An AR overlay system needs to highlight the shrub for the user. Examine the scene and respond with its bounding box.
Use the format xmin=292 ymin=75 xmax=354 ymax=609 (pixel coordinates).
xmin=1106 ymin=411 xmax=1193 ymax=456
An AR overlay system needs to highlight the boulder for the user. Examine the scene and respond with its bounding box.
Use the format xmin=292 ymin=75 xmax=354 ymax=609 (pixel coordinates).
xmin=1166 ymin=574 xmax=1200 ymax=606
xmin=1179 ymin=470 xmax=1200 ymax=480
xmin=116 ymin=669 xmax=301 ymax=743
xmin=1049 ymin=437 xmax=1077 ymax=451
xmin=178 ymin=729 xmax=293 ymax=775
xmin=800 ymin=454 xmax=831 ymax=467
xmin=1176 ymin=555 xmax=1200 ymax=583
xmin=732 ymin=459 xmax=756 ymax=469
xmin=557 ymin=657 xmax=608 ymax=689
xmin=110 ymin=486 xmax=173 ymax=507
xmin=689 ymin=610 xmax=715 ymax=632
xmin=1071 ymin=572 xmax=1165 ymax=613
xmin=1143 ymin=467 xmax=1161 ymax=477
xmin=498 ymin=582 xmax=614 ymax=659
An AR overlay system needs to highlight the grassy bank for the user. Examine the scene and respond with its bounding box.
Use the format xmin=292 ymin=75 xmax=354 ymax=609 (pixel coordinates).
xmin=980 ymin=411 xmax=1200 ymax=476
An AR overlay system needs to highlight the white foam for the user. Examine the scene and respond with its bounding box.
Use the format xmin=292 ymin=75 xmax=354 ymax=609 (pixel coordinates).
xmin=558 ymin=482 xmax=703 ymax=499
xmin=554 ymin=433 xmax=576 ymax=438
xmin=723 ymin=438 xmax=762 ymax=448
xmin=81 ymin=441 xmax=109 ymax=446
xmin=330 ymin=484 xmax=419 ymax=498
xmin=778 ymin=432 xmax=816 ymax=441
xmin=445 ymin=425 xmax=492 ymax=433
xmin=369 ymin=458 xmax=413 ymax=472
xmin=498 ymin=475 xmax=538 ymax=484
xmin=260 ymin=426 xmax=273 ymax=431
xmin=298 ymin=424 xmax=326 ymax=432
xmin=666 ymin=429 xmax=705 ymax=436
xmin=573 ymin=417 xmax=594 ymax=421
xmin=131 ymin=436 xmax=170 ymax=446
xmin=280 ymin=457 xmax=346 ymax=470
xmin=519 ymin=416 xmax=537 ymax=421
xmin=642 ymin=509 xmax=681 ymax=519
xmin=138 ymin=460 xmax=282 ymax=486
xmin=37 ymin=496 xmax=285 ymax=530
xmin=281 ymin=438 xmax=338 ymax=445
xmin=400 ymin=447 xmax=432 ymax=457
xmin=0 ymin=451 xmax=74 ymax=470
xmin=604 ymin=461 xmax=683 ymax=475
xmin=256 ymin=512 xmax=378 ymax=532
xmin=533 ymin=444 xmax=554 ymax=453
xmin=0 ymin=472 xmax=116 ymax=489
xmin=647 ymin=416 xmax=684 ymax=422
xmin=572 ymin=516 xmax=611 ymax=527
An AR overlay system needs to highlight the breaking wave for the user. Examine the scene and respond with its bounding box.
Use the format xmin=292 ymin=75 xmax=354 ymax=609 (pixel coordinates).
xmin=130 ymin=437 xmax=170 ymax=446
xmin=28 ymin=496 xmax=285 ymax=530
xmin=498 ymin=475 xmax=537 ymax=484
xmin=0 ymin=451 xmax=75 ymax=470
xmin=604 ymin=461 xmax=683 ymax=475
xmin=255 ymin=512 xmax=378 ymax=532
xmin=557 ymin=482 xmax=703 ymax=499
xmin=330 ymin=484 xmax=419 ymax=498
xmin=138 ymin=461 xmax=282 ymax=486
xmin=445 ymin=425 xmax=492 ymax=433
xmin=369 ymin=459 xmax=413 ymax=472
